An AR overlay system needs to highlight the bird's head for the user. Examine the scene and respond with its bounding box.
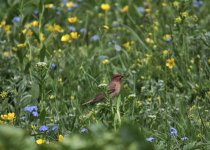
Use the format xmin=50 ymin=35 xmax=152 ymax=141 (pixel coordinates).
xmin=112 ymin=74 xmax=123 ymax=81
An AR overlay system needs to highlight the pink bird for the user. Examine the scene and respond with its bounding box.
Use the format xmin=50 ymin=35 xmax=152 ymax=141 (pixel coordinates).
xmin=82 ymin=74 xmax=123 ymax=105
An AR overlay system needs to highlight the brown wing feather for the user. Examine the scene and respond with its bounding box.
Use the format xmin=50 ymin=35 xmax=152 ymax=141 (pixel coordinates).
xmin=108 ymin=81 xmax=116 ymax=94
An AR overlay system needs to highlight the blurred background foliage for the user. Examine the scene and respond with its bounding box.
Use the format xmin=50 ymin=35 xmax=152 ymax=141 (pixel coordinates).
xmin=0 ymin=0 xmax=210 ymax=149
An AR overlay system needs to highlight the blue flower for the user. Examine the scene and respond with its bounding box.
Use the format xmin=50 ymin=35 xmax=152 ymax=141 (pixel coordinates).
xmin=99 ymin=55 xmax=108 ymax=60
xmin=138 ymin=6 xmax=145 ymax=13
xmin=12 ymin=16 xmax=20 ymax=24
xmin=170 ymin=127 xmax=178 ymax=137
xmin=181 ymin=136 xmax=188 ymax=141
xmin=39 ymin=125 xmax=48 ymax=131
xmin=80 ymin=28 xmax=87 ymax=34
xmin=146 ymin=137 xmax=155 ymax=142
xmin=52 ymin=125 xmax=58 ymax=131
xmin=50 ymin=63 xmax=56 ymax=70
xmin=61 ymin=0 xmax=67 ymax=5
xmin=80 ymin=128 xmax=88 ymax=134
xmin=24 ymin=106 xmax=38 ymax=113
xmin=32 ymin=111 xmax=39 ymax=117
xmin=73 ymin=4 xmax=78 ymax=8
xmin=114 ymin=44 xmax=122 ymax=51
xmin=90 ymin=35 xmax=99 ymax=41
xmin=193 ymin=0 xmax=203 ymax=8
xmin=68 ymin=26 xmax=76 ymax=31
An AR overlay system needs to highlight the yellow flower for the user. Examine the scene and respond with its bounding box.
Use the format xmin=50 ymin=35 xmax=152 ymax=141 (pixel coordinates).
xmin=36 ymin=139 xmax=44 ymax=145
xmin=0 ymin=91 xmax=8 ymax=98
xmin=45 ymin=4 xmax=54 ymax=9
xmin=173 ymin=1 xmax=179 ymax=8
xmin=190 ymin=15 xmax=198 ymax=22
xmin=22 ymin=29 xmax=33 ymax=36
xmin=208 ymin=58 xmax=210 ymax=63
xmin=145 ymin=38 xmax=154 ymax=45
xmin=121 ymin=5 xmax=129 ymax=13
xmin=47 ymin=24 xmax=64 ymax=33
xmin=122 ymin=41 xmax=131 ymax=49
xmin=145 ymin=8 xmax=151 ymax=15
xmin=17 ymin=43 xmax=26 ymax=48
xmin=61 ymin=34 xmax=70 ymax=42
xmin=7 ymin=113 xmax=15 ymax=121
xmin=58 ymin=135 xmax=64 ymax=142
xmin=162 ymin=3 xmax=167 ymax=7
xmin=48 ymin=95 xmax=55 ymax=100
xmin=163 ymin=34 xmax=172 ymax=42
xmin=162 ymin=50 xmax=169 ymax=55
xmin=70 ymin=32 xmax=80 ymax=40
xmin=66 ymin=2 xmax=74 ymax=8
xmin=1 ymin=114 xmax=8 ymax=120
xmin=166 ymin=58 xmax=175 ymax=69
xmin=101 ymin=3 xmax=110 ymax=11
xmin=0 ymin=21 xmax=6 ymax=28
xmin=67 ymin=17 xmax=78 ymax=23
xmin=31 ymin=125 xmax=37 ymax=129
xmin=31 ymin=21 xmax=39 ymax=27
xmin=103 ymin=25 xmax=109 ymax=30
xmin=181 ymin=12 xmax=189 ymax=18
xmin=3 ymin=24 xmax=12 ymax=33
xmin=175 ymin=16 xmax=182 ymax=23
xmin=3 ymin=51 xmax=12 ymax=58
xmin=102 ymin=59 xmax=109 ymax=65
xmin=40 ymin=32 xmax=45 ymax=41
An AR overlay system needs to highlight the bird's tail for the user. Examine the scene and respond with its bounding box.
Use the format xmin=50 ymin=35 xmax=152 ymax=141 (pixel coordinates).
xmin=82 ymin=92 xmax=105 ymax=106
xmin=82 ymin=99 xmax=94 ymax=105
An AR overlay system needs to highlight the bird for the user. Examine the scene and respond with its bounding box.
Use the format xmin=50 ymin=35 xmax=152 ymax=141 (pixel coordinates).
xmin=82 ymin=74 xmax=123 ymax=105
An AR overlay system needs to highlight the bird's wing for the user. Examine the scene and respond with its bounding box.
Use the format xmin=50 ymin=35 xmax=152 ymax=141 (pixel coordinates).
xmin=93 ymin=92 xmax=105 ymax=103
xmin=108 ymin=81 xmax=116 ymax=94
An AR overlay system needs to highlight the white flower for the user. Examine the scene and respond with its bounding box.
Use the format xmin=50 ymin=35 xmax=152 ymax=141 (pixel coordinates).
xmin=98 ymin=83 xmax=107 ymax=88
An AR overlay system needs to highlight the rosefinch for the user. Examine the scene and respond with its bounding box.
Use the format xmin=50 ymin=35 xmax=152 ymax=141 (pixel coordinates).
xmin=82 ymin=74 xmax=123 ymax=105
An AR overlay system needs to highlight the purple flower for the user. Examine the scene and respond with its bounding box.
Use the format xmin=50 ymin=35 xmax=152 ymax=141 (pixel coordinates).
xmin=80 ymin=128 xmax=88 ymax=134
xmin=24 ymin=106 xmax=38 ymax=113
xmin=146 ymin=137 xmax=155 ymax=142
xmin=80 ymin=28 xmax=87 ymax=34
xmin=73 ymin=4 xmax=78 ymax=8
xmin=90 ymin=35 xmax=99 ymax=41
xmin=138 ymin=6 xmax=145 ymax=13
xmin=32 ymin=111 xmax=39 ymax=117
xmin=193 ymin=0 xmax=203 ymax=8
xmin=39 ymin=125 xmax=48 ymax=131
xmin=52 ymin=125 xmax=58 ymax=131
xmin=12 ymin=16 xmax=20 ymax=24
xmin=50 ymin=63 xmax=56 ymax=70
xmin=68 ymin=26 xmax=76 ymax=31
xmin=170 ymin=127 xmax=178 ymax=137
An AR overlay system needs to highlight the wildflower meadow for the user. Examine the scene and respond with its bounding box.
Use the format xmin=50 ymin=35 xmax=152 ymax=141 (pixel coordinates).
xmin=0 ymin=0 xmax=210 ymax=149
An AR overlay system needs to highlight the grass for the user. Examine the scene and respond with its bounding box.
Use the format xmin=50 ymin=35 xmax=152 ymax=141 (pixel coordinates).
xmin=0 ymin=0 xmax=210 ymax=149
